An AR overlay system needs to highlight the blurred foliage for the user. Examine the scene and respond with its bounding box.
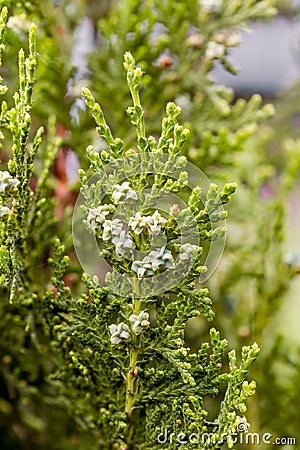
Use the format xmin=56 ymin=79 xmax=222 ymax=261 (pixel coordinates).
xmin=0 ymin=0 xmax=300 ymax=449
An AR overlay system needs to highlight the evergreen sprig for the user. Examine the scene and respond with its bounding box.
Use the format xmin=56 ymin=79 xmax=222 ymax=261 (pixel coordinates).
xmin=0 ymin=11 xmax=61 ymax=301
xmin=48 ymin=52 xmax=259 ymax=450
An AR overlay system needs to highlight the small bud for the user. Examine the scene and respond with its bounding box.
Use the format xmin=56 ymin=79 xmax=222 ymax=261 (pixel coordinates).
xmin=205 ymin=41 xmax=225 ymax=60
xmin=238 ymin=326 xmax=250 ymax=339
xmin=226 ymin=32 xmax=241 ymax=47
xmin=186 ymin=33 xmax=203 ymax=48
xmin=170 ymin=203 xmax=180 ymax=214
xmin=157 ymin=53 xmax=173 ymax=69
xmin=214 ymin=31 xmax=227 ymax=44
xmin=0 ymin=204 xmax=11 ymax=218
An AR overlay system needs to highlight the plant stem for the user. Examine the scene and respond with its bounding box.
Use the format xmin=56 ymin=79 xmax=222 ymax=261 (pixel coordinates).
xmin=125 ymin=296 xmax=141 ymax=447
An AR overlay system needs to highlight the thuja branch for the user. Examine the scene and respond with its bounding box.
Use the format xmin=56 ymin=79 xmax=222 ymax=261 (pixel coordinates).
xmin=48 ymin=52 xmax=259 ymax=449
xmin=124 ymin=52 xmax=146 ymax=151
xmin=0 ymin=10 xmax=59 ymax=302
xmin=125 ymin=297 xmax=142 ymax=445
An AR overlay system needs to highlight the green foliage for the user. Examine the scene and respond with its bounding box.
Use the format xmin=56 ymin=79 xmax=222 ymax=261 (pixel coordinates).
xmin=258 ymin=336 xmax=300 ymax=444
xmin=0 ymin=1 xmax=300 ymax=449
xmin=0 ymin=9 xmax=81 ymax=450
xmin=45 ymin=53 xmax=260 ymax=450
xmin=81 ymin=6 xmax=300 ymax=444
xmin=0 ymin=9 xmax=61 ymax=299
xmin=85 ymin=0 xmax=297 ymax=389
xmin=90 ymin=0 xmax=277 ymax=165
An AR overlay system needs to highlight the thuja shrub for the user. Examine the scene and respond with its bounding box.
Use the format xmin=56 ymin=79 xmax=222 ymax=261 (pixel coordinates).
xmin=44 ymin=52 xmax=260 ymax=450
xmin=64 ymin=0 xmax=297 ymax=362
xmin=86 ymin=0 xmax=298 ymax=357
xmin=3 ymin=3 xmax=298 ymax=449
